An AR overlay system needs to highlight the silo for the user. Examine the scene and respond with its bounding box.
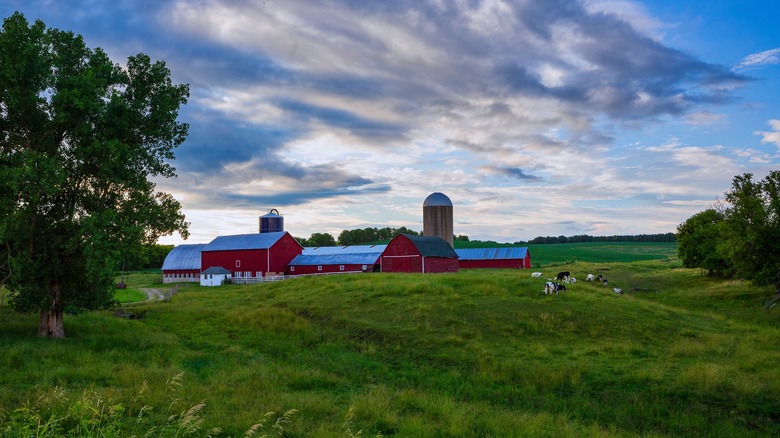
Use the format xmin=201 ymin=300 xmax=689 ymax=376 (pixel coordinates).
xmin=423 ymin=192 xmax=454 ymax=247
xmin=259 ymin=209 xmax=284 ymax=233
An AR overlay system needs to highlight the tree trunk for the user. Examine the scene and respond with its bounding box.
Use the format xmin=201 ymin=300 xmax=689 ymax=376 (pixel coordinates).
xmin=38 ymin=281 xmax=65 ymax=338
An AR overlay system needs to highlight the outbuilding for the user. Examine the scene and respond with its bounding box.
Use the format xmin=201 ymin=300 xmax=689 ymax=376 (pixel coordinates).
xmin=161 ymin=243 xmax=206 ymax=283
xmin=455 ymin=247 xmax=531 ymax=269
xmin=381 ymin=234 xmax=459 ymax=273
xmin=200 ymin=266 xmax=233 ymax=287
xmin=200 ymin=231 xmax=303 ymax=280
xmin=288 ymin=245 xmax=386 ymax=275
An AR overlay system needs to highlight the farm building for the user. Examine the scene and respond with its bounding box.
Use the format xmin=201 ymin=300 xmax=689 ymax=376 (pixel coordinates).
xmin=161 ymin=243 xmax=207 ymax=283
xmin=288 ymin=245 xmax=387 ymax=275
xmin=200 ymin=266 xmax=232 ymax=287
xmin=200 ymin=231 xmax=303 ymax=280
xmin=455 ymin=247 xmax=531 ymax=269
xmin=381 ymin=234 xmax=459 ymax=273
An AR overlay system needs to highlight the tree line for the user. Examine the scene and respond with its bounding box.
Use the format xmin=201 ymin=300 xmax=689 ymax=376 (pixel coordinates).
xmin=677 ymin=171 xmax=780 ymax=286
xmin=516 ymin=233 xmax=676 ymax=245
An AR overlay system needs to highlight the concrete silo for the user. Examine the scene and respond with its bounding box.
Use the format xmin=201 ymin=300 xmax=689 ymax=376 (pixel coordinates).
xmin=423 ymin=192 xmax=454 ymax=247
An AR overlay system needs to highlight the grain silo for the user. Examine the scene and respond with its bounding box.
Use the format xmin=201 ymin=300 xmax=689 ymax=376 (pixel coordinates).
xmin=259 ymin=209 xmax=284 ymax=233
xmin=423 ymin=192 xmax=454 ymax=247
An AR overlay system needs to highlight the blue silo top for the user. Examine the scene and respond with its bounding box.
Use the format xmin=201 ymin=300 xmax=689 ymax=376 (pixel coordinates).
xmin=423 ymin=192 xmax=453 ymax=207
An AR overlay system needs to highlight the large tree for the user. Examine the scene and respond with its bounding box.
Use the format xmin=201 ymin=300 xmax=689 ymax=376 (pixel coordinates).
xmin=719 ymin=172 xmax=780 ymax=285
xmin=0 ymin=12 xmax=189 ymax=337
xmin=676 ymin=208 xmax=729 ymax=275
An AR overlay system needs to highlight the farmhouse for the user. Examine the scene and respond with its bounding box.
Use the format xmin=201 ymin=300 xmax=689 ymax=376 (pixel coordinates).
xmin=200 ymin=231 xmax=303 ymax=281
xmin=288 ymin=245 xmax=386 ymax=275
xmin=161 ymin=243 xmax=207 ymax=283
xmin=455 ymin=247 xmax=531 ymax=269
xmin=381 ymin=234 xmax=459 ymax=273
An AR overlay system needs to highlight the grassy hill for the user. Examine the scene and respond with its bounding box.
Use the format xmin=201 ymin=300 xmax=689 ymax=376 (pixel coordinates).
xmin=1 ymin=257 xmax=779 ymax=436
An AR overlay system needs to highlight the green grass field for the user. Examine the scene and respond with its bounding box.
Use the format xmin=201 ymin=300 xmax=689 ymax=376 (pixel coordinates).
xmin=2 ymin=244 xmax=779 ymax=437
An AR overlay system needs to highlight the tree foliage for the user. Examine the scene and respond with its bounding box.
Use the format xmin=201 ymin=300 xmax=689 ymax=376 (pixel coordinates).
xmin=337 ymin=227 xmax=420 ymax=245
xmin=676 ymin=209 xmax=728 ymax=274
xmin=677 ymin=171 xmax=780 ymax=285
xmin=0 ymin=12 xmax=189 ymax=337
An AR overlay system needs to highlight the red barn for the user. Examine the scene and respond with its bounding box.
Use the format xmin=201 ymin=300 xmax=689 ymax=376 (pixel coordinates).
xmin=381 ymin=234 xmax=459 ymax=273
xmin=288 ymin=245 xmax=385 ymax=275
xmin=200 ymin=231 xmax=302 ymax=279
xmin=455 ymin=247 xmax=531 ymax=269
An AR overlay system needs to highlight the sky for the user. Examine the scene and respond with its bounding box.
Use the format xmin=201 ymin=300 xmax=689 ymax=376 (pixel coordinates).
xmin=3 ymin=0 xmax=779 ymax=245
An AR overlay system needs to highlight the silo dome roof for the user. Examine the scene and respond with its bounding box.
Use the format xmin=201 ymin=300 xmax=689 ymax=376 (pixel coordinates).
xmin=423 ymin=192 xmax=453 ymax=207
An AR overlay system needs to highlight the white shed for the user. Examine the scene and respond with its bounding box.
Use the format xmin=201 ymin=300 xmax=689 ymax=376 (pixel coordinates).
xmin=200 ymin=266 xmax=232 ymax=287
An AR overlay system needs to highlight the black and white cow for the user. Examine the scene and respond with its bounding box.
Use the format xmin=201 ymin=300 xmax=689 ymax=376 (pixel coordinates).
xmin=556 ymin=271 xmax=570 ymax=282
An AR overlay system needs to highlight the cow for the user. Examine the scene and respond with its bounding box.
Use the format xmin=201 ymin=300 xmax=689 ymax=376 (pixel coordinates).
xmin=613 ymin=288 xmax=623 ymax=294
xmin=532 ymin=272 xmax=543 ymax=278
xmin=596 ymin=274 xmax=605 ymax=282
xmin=602 ymin=278 xmax=608 ymax=287
xmin=570 ymin=277 xmax=577 ymax=284
xmin=556 ymin=271 xmax=570 ymax=282
xmin=585 ymin=274 xmax=594 ymax=282
xmin=544 ymin=281 xmax=566 ymax=295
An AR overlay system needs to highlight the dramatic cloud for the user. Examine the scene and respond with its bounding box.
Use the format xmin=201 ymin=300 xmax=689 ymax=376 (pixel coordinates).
xmin=2 ymin=0 xmax=776 ymax=244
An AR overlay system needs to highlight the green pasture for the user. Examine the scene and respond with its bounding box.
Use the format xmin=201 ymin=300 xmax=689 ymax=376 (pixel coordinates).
xmin=2 ymin=246 xmax=780 ymax=436
xmin=527 ymin=242 xmax=678 ymax=265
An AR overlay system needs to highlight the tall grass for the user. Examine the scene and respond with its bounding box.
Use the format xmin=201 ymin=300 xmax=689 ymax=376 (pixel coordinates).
xmin=1 ymin=259 xmax=779 ymax=436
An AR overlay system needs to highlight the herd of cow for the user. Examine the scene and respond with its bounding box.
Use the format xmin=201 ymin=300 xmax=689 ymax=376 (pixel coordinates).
xmin=531 ymin=270 xmax=623 ymax=295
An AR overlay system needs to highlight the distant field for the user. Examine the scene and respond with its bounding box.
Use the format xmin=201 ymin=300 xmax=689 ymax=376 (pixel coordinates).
xmin=2 ymin=257 xmax=778 ymax=437
xmin=527 ymin=241 xmax=678 ymax=265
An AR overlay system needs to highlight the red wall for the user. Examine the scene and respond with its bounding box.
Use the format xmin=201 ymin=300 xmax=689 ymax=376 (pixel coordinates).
xmin=422 ymin=257 xmax=459 ymax=273
xmin=287 ymin=263 xmax=369 ymax=275
xmin=269 ymin=233 xmax=303 ymax=274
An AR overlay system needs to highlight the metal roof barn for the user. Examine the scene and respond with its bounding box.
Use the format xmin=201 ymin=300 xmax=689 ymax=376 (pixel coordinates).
xmin=455 ymin=247 xmax=531 ymax=269
xmin=288 ymin=245 xmax=386 ymax=275
xmin=201 ymin=231 xmax=302 ymax=278
xmin=161 ymin=243 xmax=207 ymax=283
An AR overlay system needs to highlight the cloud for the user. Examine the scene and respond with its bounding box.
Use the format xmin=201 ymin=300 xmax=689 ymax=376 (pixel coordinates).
xmin=1 ymin=1 xmax=766 ymax=244
xmin=736 ymin=48 xmax=780 ymax=70
xmin=754 ymin=119 xmax=780 ymax=148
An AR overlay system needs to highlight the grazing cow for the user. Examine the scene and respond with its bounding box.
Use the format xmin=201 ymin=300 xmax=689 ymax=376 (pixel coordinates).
xmin=613 ymin=288 xmax=623 ymax=294
xmin=556 ymin=271 xmax=570 ymax=282
xmin=556 ymin=283 xmax=567 ymax=292
xmin=602 ymin=279 xmax=608 ymax=287
xmin=543 ymin=282 xmax=558 ymax=295
xmin=596 ymin=274 xmax=605 ymax=282
xmin=532 ymin=272 xmax=543 ymax=278
xmin=570 ymin=277 xmax=577 ymax=284
xmin=585 ymin=274 xmax=594 ymax=282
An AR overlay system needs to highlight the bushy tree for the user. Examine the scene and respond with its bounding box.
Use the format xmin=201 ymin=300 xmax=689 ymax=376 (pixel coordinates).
xmin=307 ymin=232 xmax=337 ymax=247
xmin=719 ymin=172 xmax=780 ymax=285
xmin=676 ymin=209 xmax=728 ymax=275
xmin=0 ymin=13 xmax=189 ymax=337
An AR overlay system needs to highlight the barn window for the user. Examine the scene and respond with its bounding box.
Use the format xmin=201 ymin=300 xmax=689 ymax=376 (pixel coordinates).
xmin=362 ymin=265 xmax=367 ymax=270
xmin=290 ymin=266 xmax=295 ymax=272
xmin=340 ymin=265 xmax=345 ymax=271
xmin=245 ymin=271 xmax=251 ymax=278
xmin=235 ymin=271 xmax=241 ymax=278
xmin=235 ymin=260 xmax=241 ymax=268
xmin=318 ymin=266 xmax=322 ymax=271
xmin=256 ymin=271 xmax=262 ymax=278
